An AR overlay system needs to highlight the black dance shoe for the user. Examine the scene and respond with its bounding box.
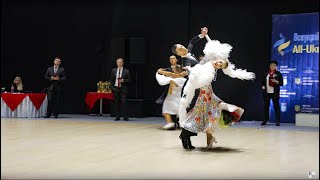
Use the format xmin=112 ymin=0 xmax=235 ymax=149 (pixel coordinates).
xmin=179 ymin=135 xmax=189 ymax=149
xmin=187 ymin=138 xmax=195 ymax=149
xmin=123 ymin=117 xmax=129 ymax=121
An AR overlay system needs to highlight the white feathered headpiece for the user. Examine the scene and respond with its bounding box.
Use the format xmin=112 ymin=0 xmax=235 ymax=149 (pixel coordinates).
xmin=202 ymin=40 xmax=255 ymax=80
xmin=203 ymin=40 xmax=232 ymax=61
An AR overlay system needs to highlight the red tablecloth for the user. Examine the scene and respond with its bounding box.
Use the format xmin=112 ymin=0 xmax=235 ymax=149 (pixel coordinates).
xmin=1 ymin=93 xmax=47 ymax=111
xmin=85 ymin=92 xmax=115 ymax=111
xmin=28 ymin=93 xmax=47 ymax=110
xmin=1 ymin=93 xmax=27 ymax=111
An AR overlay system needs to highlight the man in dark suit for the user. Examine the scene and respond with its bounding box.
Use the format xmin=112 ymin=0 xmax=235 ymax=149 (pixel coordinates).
xmin=110 ymin=58 xmax=132 ymax=121
xmin=172 ymin=27 xmax=210 ymax=149
xmin=261 ymin=60 xmax=283 ymax=126
xmin=44 ymin=57 xmax=67 ymax=118
xmin=171 ymin=36 xmax=200 ymax=68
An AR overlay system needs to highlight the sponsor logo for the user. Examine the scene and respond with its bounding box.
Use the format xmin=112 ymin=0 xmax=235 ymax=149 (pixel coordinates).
xmin=273 ymin=33 xmax=291 ymax=56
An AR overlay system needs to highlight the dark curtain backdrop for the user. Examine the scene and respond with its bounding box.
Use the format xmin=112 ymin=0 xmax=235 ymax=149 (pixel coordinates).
xmin=1 ymin=0 xmax=319 ymax=120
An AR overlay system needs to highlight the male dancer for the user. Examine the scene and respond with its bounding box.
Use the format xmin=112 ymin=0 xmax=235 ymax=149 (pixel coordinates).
xmin=172 ymin=27 xmax=211 ymax=149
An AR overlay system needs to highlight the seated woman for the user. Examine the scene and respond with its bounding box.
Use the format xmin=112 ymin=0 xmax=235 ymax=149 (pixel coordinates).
xmin=12 ymin=76 xmax=24 ymax=93
xmin=156 ymin=65 xmax=186 ymax=130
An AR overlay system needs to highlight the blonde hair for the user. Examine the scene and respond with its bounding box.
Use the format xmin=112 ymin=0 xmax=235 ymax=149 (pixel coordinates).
xmin=203 ymin=40 xmax=255 ymax=80
xmin=13 ymin=76 xmax=23 ymax=91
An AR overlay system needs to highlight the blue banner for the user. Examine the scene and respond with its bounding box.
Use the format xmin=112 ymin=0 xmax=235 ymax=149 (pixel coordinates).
xmin=271 ymin=12 xmax=319 ymax=123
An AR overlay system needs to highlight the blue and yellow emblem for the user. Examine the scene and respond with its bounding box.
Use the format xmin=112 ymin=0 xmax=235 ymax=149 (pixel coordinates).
xmin=273 ymin=33 xmax=291 ymax=56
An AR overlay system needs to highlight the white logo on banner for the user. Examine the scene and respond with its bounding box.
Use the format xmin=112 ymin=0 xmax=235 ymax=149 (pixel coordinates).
xmin=283 ymin=78 xmax=287 ymax=86
xmin=281 ymin=103 xmax=287 ymax=112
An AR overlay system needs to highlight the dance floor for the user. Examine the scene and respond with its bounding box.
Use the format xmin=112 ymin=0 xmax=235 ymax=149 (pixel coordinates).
xmin=1 ymin=114 xmax=319 ymax=179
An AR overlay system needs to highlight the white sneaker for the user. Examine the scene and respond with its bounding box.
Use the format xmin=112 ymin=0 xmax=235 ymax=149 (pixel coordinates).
xmin=162 ymin=123 xmax=175 ymax=130
xmin=205 ymin=136 xmax=217 ymax=149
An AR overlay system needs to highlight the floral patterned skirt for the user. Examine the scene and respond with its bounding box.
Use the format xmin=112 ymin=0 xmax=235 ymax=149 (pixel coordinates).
xmin=182 ymin=85 xmax=244 ymax=134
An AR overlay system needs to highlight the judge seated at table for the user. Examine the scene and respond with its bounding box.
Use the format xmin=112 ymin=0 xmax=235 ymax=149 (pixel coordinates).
xmin=12 ymin=76 xmax=24 ymax=93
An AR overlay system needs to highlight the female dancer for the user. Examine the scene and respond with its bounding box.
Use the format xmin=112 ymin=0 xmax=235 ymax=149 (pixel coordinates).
xmin=178 ymin=39 xmax=255 ymax=149
xmin=156 ymin=65 xmax=186 ymax=130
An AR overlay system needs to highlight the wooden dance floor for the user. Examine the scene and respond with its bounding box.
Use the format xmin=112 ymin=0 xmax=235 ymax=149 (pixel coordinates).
xmin=1 ymin=115 xmax=319 ymax=179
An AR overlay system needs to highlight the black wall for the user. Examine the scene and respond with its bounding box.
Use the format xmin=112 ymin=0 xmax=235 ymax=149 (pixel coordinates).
xmin=1 ymin=0 xmax=319 ymax=120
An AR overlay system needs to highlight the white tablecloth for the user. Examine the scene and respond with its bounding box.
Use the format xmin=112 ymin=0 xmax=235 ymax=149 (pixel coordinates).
xmin=1 ymin=96 xmax=48 ymax=118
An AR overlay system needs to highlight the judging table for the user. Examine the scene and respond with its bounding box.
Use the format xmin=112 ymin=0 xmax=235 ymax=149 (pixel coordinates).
xmin=85 ymin=92 xmax=114 ymax=115
xmin=1 ymin=93 xmax=48 ymax=118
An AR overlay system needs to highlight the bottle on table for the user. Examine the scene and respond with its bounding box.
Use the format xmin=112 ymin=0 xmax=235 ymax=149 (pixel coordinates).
xmin=11 ymin=84 xmax=14 ymax=93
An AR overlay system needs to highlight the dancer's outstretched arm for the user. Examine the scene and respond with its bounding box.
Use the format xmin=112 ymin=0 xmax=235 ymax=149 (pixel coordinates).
xmin=157 ymin=68 xmax=187 ymax=78
xmin=187 ymin=27 xmax=210 ymax=53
